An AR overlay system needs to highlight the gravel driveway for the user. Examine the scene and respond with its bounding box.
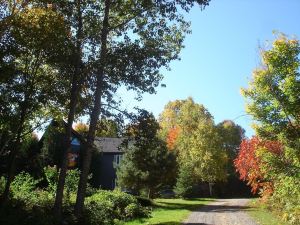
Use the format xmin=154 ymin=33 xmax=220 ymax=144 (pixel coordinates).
xmin=183 ymin=198 xmax=258 ymax=225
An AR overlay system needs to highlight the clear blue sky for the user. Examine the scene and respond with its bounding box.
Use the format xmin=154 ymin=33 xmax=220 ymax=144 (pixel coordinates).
xmin=118 ymin=0 xmax=300 ymax=137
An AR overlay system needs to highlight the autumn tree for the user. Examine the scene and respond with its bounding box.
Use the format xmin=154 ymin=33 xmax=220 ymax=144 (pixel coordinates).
xmin=159 ymin=97 xmax=212 ymax=140
xmin=217 ymin=120 xmax=245 ymax=175
xmin=0 ymin=3 xmax=70 ymax=202
xmin=234 ymin=137 xmax=282 ymax=195
xmin=175 ymin=118 xmax=227 ymax=197
xmin=74 ymin=122 xmax=89 ymax=137
xmin=242 ymin=34 xmax=300 ymax=223
xmin=166 ymin=126 xmax=181 ymax=151
xmin=160 ymin=98 xmax=227 ymax=197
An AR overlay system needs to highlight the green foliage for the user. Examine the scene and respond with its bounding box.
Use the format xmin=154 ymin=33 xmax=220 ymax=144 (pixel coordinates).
xmin=117 ymin=110 xmax=177 ymax=198
xmin=174 ymin=164 xmax=195 ymax=198
xmin=65 ymin=168 xmax=81 ymax=198
xmin=0 ymin=0 xmax=213 ymax=221
xmin=75 ymin=119 xmax=120 ymax=138
xmin=0 ymin=3 xmax=70 ymax=139
xmin=44 ymin=166 xmax=59 ymax=195
xmin=159 ymin=97 xmax=213 ymax=139
xmin=242 ymin=33 xmax=300 ymax=141
xmin=43 ymin=166 xmax=95 ymax=200
xmin=0 ymin=171 xmax=149 ymax=225
xmin=269 ymin=175 xmax=300 ymax=224
xmin=242 ymin=34 xmax=300 ymax=224
xmin=40 ymin=122 xmax=66 ymax=167
xmin=84 ymin=190 xmax=151 ymax=225
xmin=179 ymin=121 xmax=227 ymax=183
xmin=135 ymin=196 xmax=154 ymax=207
xmin=10 ymin=172 xmax=40 ymax=203
xmin=96 ymin=119 xmax=120 ymax=138
xmin=159 ymin=98 xmax=228 ymax=195
xmin=0 ymin=198 xmax=55 ymax=225
xmin=247 ymin=199 xmax=289 ymax=225
xmin=217 ymin=120 xmax=245 ymax=161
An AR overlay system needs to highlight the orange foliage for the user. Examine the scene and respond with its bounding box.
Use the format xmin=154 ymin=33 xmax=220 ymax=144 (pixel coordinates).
xmin=234 ymin=137 xmax=282 ymax=194
xmin=166 ymin=126 xmax=181 ymax=151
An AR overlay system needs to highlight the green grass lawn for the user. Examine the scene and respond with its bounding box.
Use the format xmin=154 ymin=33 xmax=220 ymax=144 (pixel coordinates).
xmin=246 ymin=199 xmax=288 ymax=225
xmin=123 ymin=198 xmax=213 ymax=225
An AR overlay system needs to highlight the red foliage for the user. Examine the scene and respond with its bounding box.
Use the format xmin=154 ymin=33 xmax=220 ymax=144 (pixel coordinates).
xmin=234 ymin=137 xmax=282 ymax=194
xmin=166 ymin=126 xmax=181 ymax=150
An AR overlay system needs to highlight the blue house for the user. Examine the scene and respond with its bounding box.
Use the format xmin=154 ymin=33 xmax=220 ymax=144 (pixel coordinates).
xmin=40 ymin=121 xmax=125 ymax=190
xmin=92 ymin=137 xmax=124 ymax=189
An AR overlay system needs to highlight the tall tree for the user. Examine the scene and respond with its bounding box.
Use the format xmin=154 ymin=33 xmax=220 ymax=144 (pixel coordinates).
xmin=117 ymin=110 xmax=176 ymax=198
xmin=217 ymin=120 xmax=245 ymax=175
xmin=242 ymin=34 xmax=300 ymax=223
xmin=0 ymin=4 xmax=69 ymax=202
xmin=176 ymin=118 xmax=227 ymax=188
xmin=159 ymin=98 xmax=227 ymax=197
xmin=49 ymin=0 xmax=105 ymax=219
xmin=75 ymin=0 xmax=211 ymax=217
xmin=242 ymin=34 xmax=300 ymax=141
xmin=242 ymin=34 xmax=300 ymax=180
xmin=159 ymin=97 xmax=212 ymax=139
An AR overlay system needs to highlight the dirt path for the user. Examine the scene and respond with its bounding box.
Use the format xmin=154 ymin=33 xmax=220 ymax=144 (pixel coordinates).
xmin=183 ymin=199 xmax=258 ymax=225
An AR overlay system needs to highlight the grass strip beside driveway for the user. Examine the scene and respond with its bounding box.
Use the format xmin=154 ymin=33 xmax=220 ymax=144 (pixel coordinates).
xmin=124 ymin=198 xmax=213 ymax=225
xmin=246 ymin=199 xmax=288 ymax=225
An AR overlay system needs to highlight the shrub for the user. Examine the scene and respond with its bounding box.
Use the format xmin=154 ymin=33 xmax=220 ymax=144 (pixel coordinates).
xmin=44 ymin=166 xmax=94 ymax=199
xmin=0 ymin=197 xmax=55 ymax=225
xmin=10 ymin=172 xmax=40 ymax=205
xmin=84 ymin=200 xmax=114 ymax=225
xmin=268 ymin=176 xmax=300 ymax=224
xmin=84 ymin=190 xmax=151 ymax=225
xmin=0 ymin=173 xmax=55 ymax=225
xmin=43 ymin=166 xmax=58 ymax=195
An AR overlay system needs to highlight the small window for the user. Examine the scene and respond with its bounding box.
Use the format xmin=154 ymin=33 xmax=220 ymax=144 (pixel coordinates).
xmin=113 ymin=154 xmax=123 ymax=165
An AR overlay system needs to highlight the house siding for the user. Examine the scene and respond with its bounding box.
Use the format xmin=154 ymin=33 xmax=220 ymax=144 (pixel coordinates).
xmin=39 ymin=122 xmax=125 ymax=190
xmin=91 ymin=152 xmax=123 ymax=190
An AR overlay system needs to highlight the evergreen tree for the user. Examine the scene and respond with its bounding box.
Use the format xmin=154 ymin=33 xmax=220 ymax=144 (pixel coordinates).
xmin=117 ymin=110 xmax=176 ymax=198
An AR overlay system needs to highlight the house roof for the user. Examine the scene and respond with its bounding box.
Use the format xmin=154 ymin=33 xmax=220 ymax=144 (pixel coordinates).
xmin=94 ymin=137 xmax=125 ymax=153
xmin=42 ymin=120 xmax=126 ymax=154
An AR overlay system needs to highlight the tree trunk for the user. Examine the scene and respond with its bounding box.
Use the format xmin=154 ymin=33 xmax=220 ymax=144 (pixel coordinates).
xmin=1 ymin=106 xmax=27 ymax=203
xmin=53 ymin=0 xmax=83 ymax=221
xmin=208 ymin=182 xmax=213 ymax=197
xmin=147 ymin=189 xmax=151 ymax=199
xmin=53 ymin=92 xmax=77 ymax=220
xmin=74 ymin=0 xmax=111 ymax=218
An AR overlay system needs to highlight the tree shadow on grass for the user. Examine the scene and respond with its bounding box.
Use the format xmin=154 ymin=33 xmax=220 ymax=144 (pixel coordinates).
xmin=154 ymin=199 xmax=211 ymax=211
xmin=157 ymin=199 xmax=255 ymax=213
xmin=155 ymin=222 xmax=208 ymax=225
xmin=191 ymin=204 xmax=254 ymax=213
xmin=156 ymin=202 xmax=206 ymax=211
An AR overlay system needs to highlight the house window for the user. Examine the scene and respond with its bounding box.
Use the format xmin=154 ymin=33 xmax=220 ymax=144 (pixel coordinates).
xmin=113 ymin=154 xmax=123 ymax=165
